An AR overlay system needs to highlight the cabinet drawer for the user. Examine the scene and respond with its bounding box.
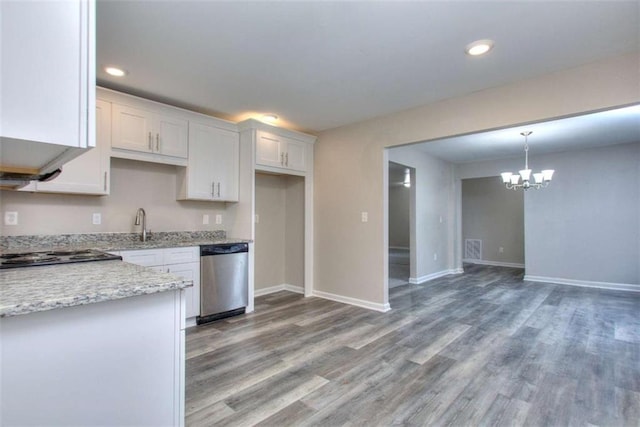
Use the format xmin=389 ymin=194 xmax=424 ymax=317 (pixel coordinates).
xmin=164 ymin=247 xmax=199 ymax=265
xmin=119 ymin=249 xmax=164 ymax=267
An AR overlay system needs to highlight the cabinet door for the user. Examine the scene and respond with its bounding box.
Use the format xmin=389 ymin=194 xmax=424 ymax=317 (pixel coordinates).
xmin=155 ymin=114 xmax=188 ymax=159
xmin=184 ymin=122 xmax=217 ymax=200
xmin=164 ymin=246 xmax=199 ymax=265
xmin=256 ymin=131 xmax=284 ymax=168
xmin=32 ymin=99 xmax=111 ymax=195
xmin=119 ymin=249 xmax=164 ymax=267
xmin=168 ymin=262 xmax=200 ymax=319
xmin=112 ymin=104 xmax=154 ymax=153
xmin=0 ymin=0 xmax=93 ymax=149
xmin=183 ymin=122 xmax=239 ymax=201
xmin=283 ymin=137 xmax=307 ymax=172
xmin=211 ymin=128 xmax=240 ymax=201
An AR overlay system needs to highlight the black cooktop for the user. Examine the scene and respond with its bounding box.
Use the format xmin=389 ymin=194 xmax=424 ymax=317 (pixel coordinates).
xmin=0 ymin=249 xmax=122 ymax=269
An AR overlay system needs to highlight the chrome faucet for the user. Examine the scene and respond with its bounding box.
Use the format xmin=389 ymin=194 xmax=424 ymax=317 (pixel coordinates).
xmin=134 ymin=208 xmax=147 ymax=242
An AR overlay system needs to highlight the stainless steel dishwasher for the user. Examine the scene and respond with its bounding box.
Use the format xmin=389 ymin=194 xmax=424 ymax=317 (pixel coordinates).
xmin=198 ymin=243 xmax=249 ymax=324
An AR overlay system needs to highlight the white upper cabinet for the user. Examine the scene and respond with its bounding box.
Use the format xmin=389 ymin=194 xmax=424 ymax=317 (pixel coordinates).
xmin=0 ymin=0 xmax=95 ymax=174
xmin=20 ymin=99 xmax=111 ymax=195
xmin=112 ymin=103 xmax=188 ymax=164
xmin=177 ymin=121 xmax=239 ymax=202
xmin=256 ymin=131 xmax=307 ymax=172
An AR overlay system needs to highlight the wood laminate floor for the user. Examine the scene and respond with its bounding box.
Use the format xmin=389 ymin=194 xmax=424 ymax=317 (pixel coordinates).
xmin=186 ymin=264 xmax=640 ymax=426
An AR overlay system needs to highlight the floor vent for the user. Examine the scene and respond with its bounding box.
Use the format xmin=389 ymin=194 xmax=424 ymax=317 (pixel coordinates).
xmin=465 ymin=239 xmax=482 ymax=260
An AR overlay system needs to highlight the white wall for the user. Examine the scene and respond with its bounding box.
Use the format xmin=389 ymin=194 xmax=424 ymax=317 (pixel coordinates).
xmin=462 ymin=177 xmax=524 ymax=266
xmin=0 ymin=158 xmax=235 ymax=236
xmin=315 ymin=52 xmax=639 ymax=306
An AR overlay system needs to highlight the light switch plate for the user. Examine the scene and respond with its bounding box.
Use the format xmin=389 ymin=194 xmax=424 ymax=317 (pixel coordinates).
xmin=203 ymin=214 xmax=209 ymax=225
xmin=215 ymin=214 xmax=223 ymax=225
xmin=92 ymin=213 xmax=101 ymax=225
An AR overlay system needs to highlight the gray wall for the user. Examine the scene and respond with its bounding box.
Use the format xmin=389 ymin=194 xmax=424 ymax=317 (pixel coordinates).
xmin=462 ymin=176 xmax=524 ymax=266
xmin=525 ymin=142 xmax=639 ymax=285
xmin=458 ymin=142 xmax=639 ymax=285
xmin=389 ymin=147 xmax=455 ymax=282
xmin=388 ymin=163 xmax=410 ymax=248
xmin=254 ymin=173 xmax=305 ymax=290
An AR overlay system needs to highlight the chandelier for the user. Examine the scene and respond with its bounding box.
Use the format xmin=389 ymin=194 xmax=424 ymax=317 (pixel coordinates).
xmin=500 ymin=131 xmax=554 ymax=190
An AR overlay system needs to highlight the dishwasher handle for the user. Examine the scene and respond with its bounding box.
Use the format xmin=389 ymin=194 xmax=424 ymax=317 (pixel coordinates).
xmin=200 ymin=243 xmax=248 ymax=256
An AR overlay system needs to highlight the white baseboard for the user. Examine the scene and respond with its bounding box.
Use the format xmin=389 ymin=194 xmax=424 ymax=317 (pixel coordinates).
xmin=311 ymin=289 xmax=391 ymax=313
xmin=409 ymin=268 xmax=463 ymax=285
xmin=524 ymin=275 xmax=640 ymax=293
xmin=463 ymin=259 xmax=525 ymax=268
xmin=254 ymin=284 xmax=305 ymax=297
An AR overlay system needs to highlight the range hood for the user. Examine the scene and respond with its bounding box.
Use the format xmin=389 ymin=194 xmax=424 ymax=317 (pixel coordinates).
xmin=0 ymin=137 xmax=87 ymax=189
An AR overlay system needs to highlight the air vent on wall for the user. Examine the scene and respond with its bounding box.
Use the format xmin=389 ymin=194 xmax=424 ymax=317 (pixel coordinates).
xmin=464 ymin=239 xmax=482 ymax=260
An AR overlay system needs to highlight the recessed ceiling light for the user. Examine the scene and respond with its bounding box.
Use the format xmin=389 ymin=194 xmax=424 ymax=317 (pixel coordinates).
xmin=262 ymin=114 xmax=278 ymax=123
xmin=465 ymin=39 xmax=494 ymax=56
xmin=104 ymin=66 xmax=127 ymax=77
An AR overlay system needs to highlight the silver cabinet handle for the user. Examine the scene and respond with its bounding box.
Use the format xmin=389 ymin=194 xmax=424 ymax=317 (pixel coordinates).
xmin=103 ymin=172 xmax=107 ymax=192
xmin=211 ymin=182 xmax=215 ymax=198
xmin=148 ymin=132 xmax=152 ymax=150
xmin=217 ymin=182 xmax=220 ymax=198
xmin=156 ymin=133 xmax=160 ymax=152
xmin=285 ymin=152 xmax=289 ymax=167
xmin=281 ymin=152 xmax=284 ymax=166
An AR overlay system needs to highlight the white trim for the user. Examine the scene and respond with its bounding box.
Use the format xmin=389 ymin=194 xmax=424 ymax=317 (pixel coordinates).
xmin=254 ymin=284 xmax=305 ymax=297
xmin=409 ymin=269 xmax=462 ymax=285
xmin=463 ymin=259 xmax=525 ymax=269
xmin=312 ymin=290 xmax=391 ymax=313
xmin=185 ymin=317 xmax=197 ymax=328
xmin=524 ymin=275 xmax=640 ymax=293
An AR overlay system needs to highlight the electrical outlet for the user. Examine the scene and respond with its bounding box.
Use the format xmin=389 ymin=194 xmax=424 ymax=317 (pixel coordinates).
xmin=4 ymin=211 xmax=18 ymax=226
xmin=433 ymin=253 xmax=438 ymax=261
xmin=202 ymin=214 xmax=209 ymax=225
xmin=499 ymin=247 xmax=504 ymax=253
xmin=215 ymin=214 xmax=222 ymax=225
xmin=92 ymin=213 xmax=101 ymax=225
xmin=361 ymin=212 xmax=368 ymax=223
xmin=255 ymin=214 xmax=260 ymax=224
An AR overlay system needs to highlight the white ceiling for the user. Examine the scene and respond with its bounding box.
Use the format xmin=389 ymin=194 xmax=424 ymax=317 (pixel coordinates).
xmin=415 ymin=104 xmax=640 ymax=164
xmin=96 ymin=1 xmax=639 ymax=134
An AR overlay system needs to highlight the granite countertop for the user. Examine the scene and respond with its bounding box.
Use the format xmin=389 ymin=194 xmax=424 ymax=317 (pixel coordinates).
xmin=0 ymin=231 xmax=251 ymax=254
xmin=0 ymin=231 xmax=251 ymax=318
xmin=0 ymin=260 xmax=190 ymax=318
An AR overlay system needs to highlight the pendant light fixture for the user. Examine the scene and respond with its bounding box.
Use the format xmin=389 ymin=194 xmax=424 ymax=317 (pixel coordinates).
xmin=500 ymin=131 xmax=554 ymax=190
xmin=403 ymin=168 xmax=411 ymax=188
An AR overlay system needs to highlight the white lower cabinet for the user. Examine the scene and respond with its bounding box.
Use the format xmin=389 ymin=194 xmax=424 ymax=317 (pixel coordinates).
xmin=120 ymin=247 xmax=200 ymax=321
xmin=0 ymin=290 xmax=185 ymax=426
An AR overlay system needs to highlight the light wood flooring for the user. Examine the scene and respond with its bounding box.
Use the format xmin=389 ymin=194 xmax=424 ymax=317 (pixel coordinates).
xmin=186 ymin=264 xmax=640 ymax=426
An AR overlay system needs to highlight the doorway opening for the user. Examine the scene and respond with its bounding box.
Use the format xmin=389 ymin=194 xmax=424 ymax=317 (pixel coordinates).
xmin=388 ymin=161 xmax=414 ymax=288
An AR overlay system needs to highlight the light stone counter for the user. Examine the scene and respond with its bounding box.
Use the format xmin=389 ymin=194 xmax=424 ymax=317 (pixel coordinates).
xmin=0 ymin=230 xmax=250 ymax=254
xmin=0 ymin=260 xmax=190 ymax=318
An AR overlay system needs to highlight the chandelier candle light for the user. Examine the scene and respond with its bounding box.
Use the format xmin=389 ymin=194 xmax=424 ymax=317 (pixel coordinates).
xmin=501 ymin=131 xmax=554 ymax=190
